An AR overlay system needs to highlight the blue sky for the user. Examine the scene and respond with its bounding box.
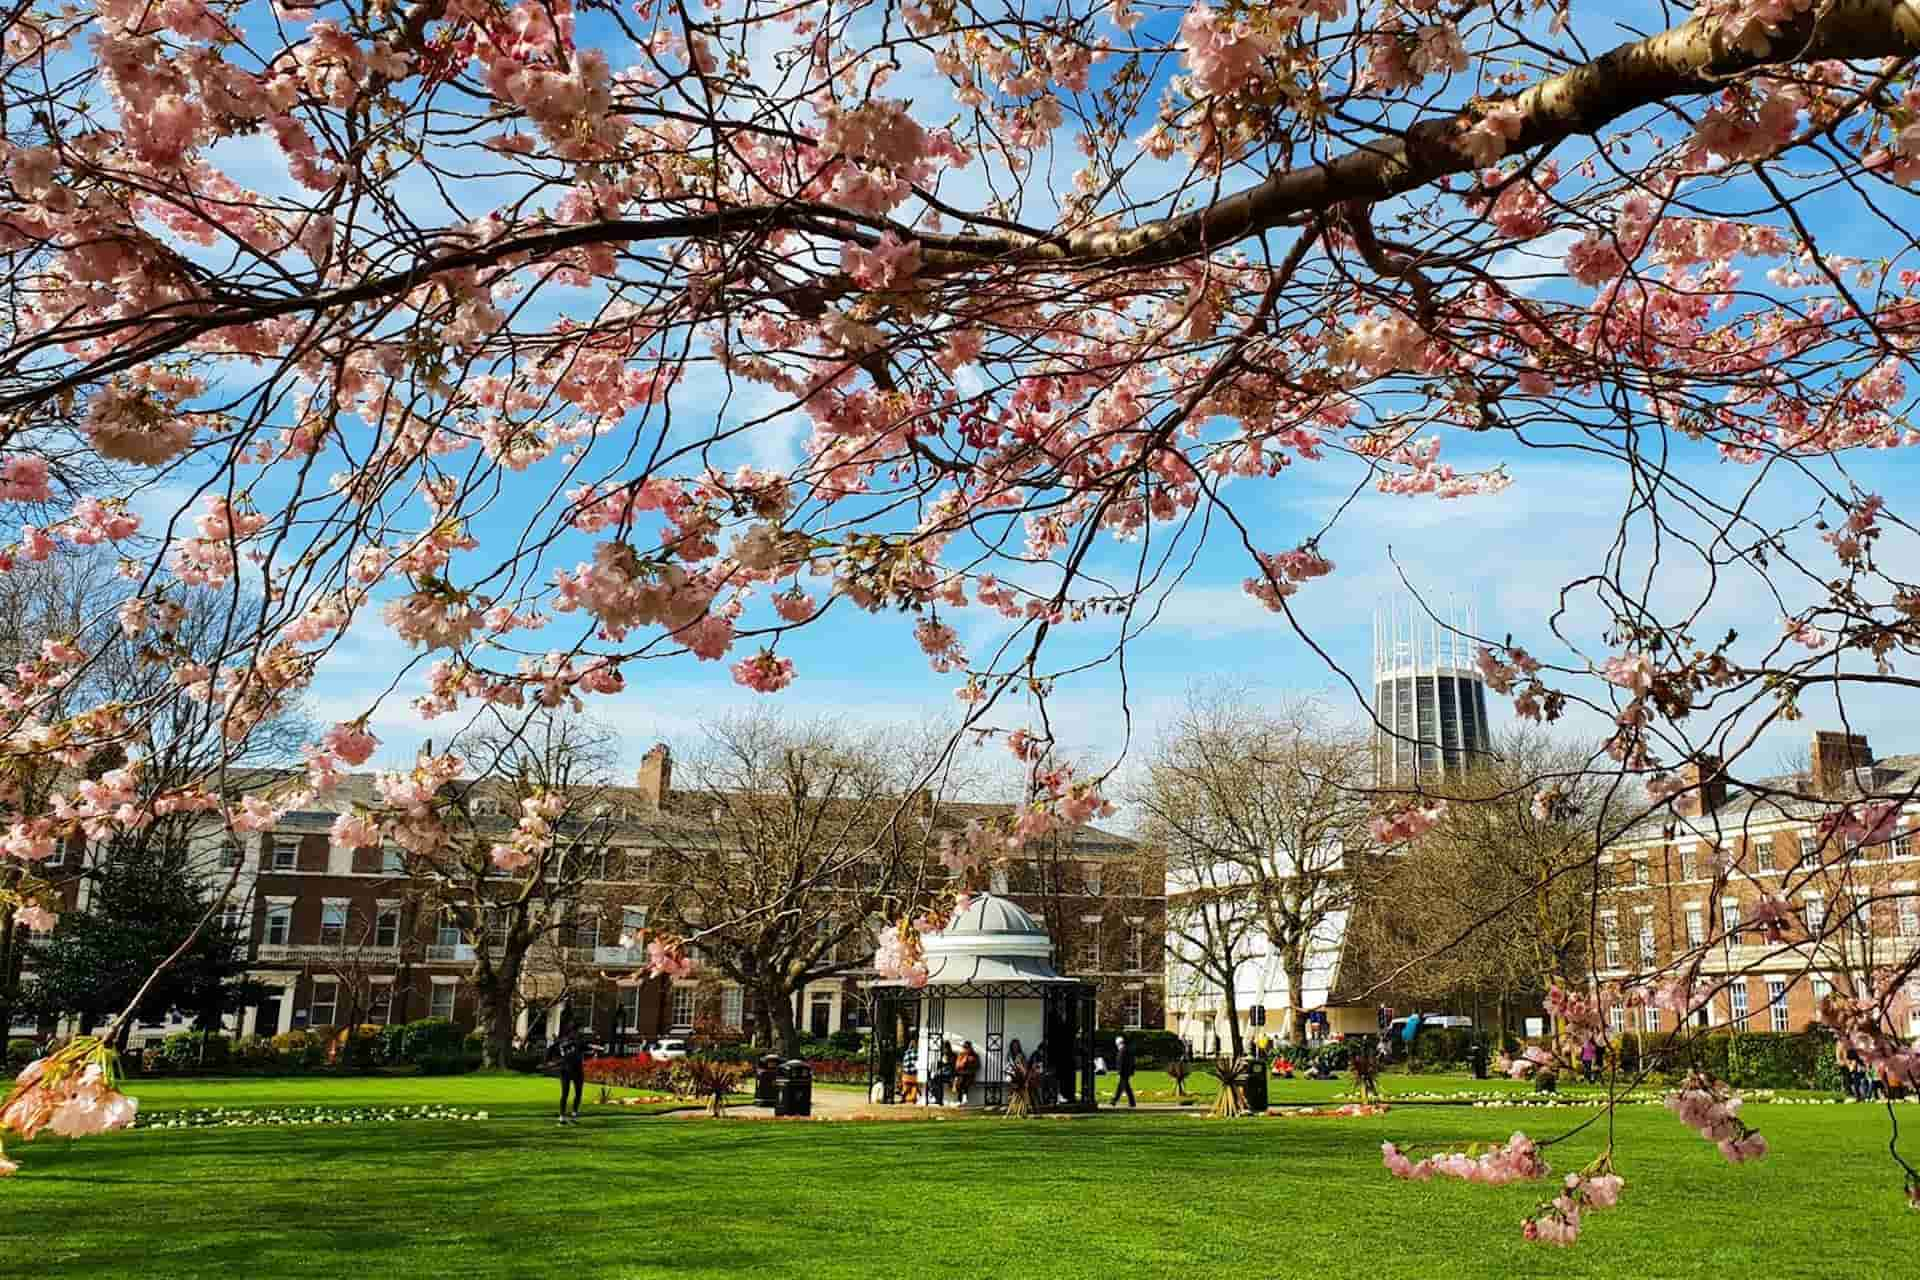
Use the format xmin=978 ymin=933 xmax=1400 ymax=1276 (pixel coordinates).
xmin=41 ymin=2 xmax=1920 ymax=802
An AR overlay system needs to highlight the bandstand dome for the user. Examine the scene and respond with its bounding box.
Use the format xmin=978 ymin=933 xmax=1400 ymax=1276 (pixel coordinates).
xmin=917 ymin=894 xmax=1073 ymax=986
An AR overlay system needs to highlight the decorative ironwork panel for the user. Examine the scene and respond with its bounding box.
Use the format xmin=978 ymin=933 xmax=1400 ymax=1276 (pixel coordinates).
xmin=985 ymin=996 xmax=1005 ymax=1107
xmin=1079 ymin=993 xmax=1097 ymax=1108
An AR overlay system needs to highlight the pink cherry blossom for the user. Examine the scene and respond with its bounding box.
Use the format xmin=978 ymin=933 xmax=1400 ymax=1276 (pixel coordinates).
xmin=323 ymin=722 xmax=380 ymax=766
xmin=13 ymin=903 xmax=56 ymax=932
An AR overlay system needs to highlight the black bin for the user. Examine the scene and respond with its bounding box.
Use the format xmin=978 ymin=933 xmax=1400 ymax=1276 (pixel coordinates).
xmin=775 ymin=1059 xmax=813 ymax=1117
xmin=754 ymin=1054 xmax=782 ymax=1107
xmin=1243 ymin=1060 xmax=1269 ymax=1113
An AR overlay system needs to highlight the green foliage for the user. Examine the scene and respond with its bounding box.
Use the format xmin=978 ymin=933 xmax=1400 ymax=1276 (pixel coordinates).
xmin=1096 ymin=1028 xmax=1183 ymax=1067
xmin=6 ymin=1036 xmax=39 ymax=1068
xmin=1410 ymin=1027 xmax=1473 ymax=1066
xmin=21 ymin=838 xmax=256 ymax=1029
xmin=1312 ymin=1040 xmax=1353 ymax=1072
xmin=400 ymin=1018 xmax=463 ymax=1060
xmin=693 ymin=1040 xmax=755 ymax=1064
xmin=415 ymin=1050 xmax=482 ymax=1075
xmin=158 ymin=1031 xmax=230 ymax=1068
xmin=1725 ymin=1032 xmax=1827 ymax=1089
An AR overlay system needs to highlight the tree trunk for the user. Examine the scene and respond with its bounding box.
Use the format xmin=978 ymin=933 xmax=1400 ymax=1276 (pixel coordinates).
xmin=1282 ymin=951 xmax=1308 ymax=1046
xmin=765 ymin=983 xmax=803 ymax=1058
xmin=0 ymin=913 xmax=16 ymax=1043
xmin=478 ymin=952 xmax=524 ymax=1069
xmin=1220 ymin=980 xmax=1245 ymax=1059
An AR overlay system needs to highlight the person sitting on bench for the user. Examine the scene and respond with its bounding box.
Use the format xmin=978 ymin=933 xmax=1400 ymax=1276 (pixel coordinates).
xmin=952 ymin=1040 xmax=980 ymax=1104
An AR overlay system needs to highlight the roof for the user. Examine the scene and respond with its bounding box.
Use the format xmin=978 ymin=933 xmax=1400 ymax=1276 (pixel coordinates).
xmin=1616 ymin=753 xmax=1920 ymax=845
xmin=938 ymin=893 xmax=1046 ymax=938
xmin=236 ymin=769 xmax=1136 ymax=851
xmin=872 ymin=893 xmax=1085 ymax=990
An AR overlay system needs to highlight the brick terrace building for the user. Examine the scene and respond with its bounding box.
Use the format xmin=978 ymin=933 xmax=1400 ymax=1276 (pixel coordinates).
xmin=1600 ymin=730 xmax=1920 ymax=1040
xmin=10 ymin=746 xmax=1165 ymax=1049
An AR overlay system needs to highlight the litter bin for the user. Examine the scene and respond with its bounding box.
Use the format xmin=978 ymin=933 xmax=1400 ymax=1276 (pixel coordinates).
xmin=775 ymin=1059 xmax=813 ymax=1117
xmin=754 ymin=1054 xmax=782 ymax=1107
xmin=1242 ymin=1060 xmax=1269 ymax=1113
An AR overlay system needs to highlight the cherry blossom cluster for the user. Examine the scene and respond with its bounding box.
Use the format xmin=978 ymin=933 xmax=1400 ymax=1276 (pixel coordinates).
xmin=1523 ymin=1167 xmax=1625 ymax=1248
xmin=1367 ymin=800 xmax=1448 ymax=846
xmin=1 ymin=1038 xmax=138 ymax=1177
xmin=487 ymin=789 xmax=568 ymax=872
xmin=1665 ymin=1073 xmax=1768 ymax=1162
xmin=1381 ymin=1132 xmax=1549 ymax=1185
xmin=1243 ymin=545 xmax=1334 ymax=611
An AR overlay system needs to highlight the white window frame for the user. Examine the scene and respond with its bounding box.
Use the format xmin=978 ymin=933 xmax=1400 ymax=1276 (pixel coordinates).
xmin=722 ymin=986 xmax=744 ymax=1029
xmin=1721 ymin=900 xmax=1741 ymax=940
xmin=269 ymin=836 xmax=297 ymax=871
xmin=1633 ymin=858 xmax=1649 ymax=887
xmin=669 ymin=984 xmax=696 ymax=1029
xmin=1601 ymin=911 xmax=1620 ymax=969
xmin=1684 ymin=906 xmax=1705 ymax=948
xmin=320 ymin=898 xmax=349 ymax=947
xmin=368 ymin=977 xmax=394 ymax=1025
xmin=617 ymin=985 xmax=643 ymax=1032
xmin=1084 ymin=862 xmax=1103 ymax=897
xmin=1077 ymin=914 xmax=1102 ymax=973
xmin=264 ymin=897 xmax=294 ymax=947
xmin=1680 ymin=845 xmax=1698 ymax=881
xmin=380 ymin=847 xmax=406 ymax=874
xmin=1643 ymin=1005 xmax=1661 ymax=1033
xmin=1127 ymin=918 xmax=1145 ymax=972
xmin=1798 ymin=834 xmax=1820 ymax=868
xmin=1803 ymin=893 xmax=1826 ymax=937
xmin=309 ymin=979 xmax=339 ymax=1029
xmin=1767 ymin=979 xmax=1789 ymax=1032
xmin=1730 ymin=981 xmax=1750 ymax=1030
xmin=1122 ymin=985 xmax=1144 ymax=1029
xmin=989 ymin=866 xmax=1009 ymax=895
xmin=375 ymin=901 xmax=401 ymax=949
xmin=1609 ymin=1005 xmax=1625 ymax=1034
xmin=429 ymin=978 xmax=458 ymax=1021
xmin=1636 ymin=909 xmax=1656 ymax=967
xmin=1895 ymin=883 xmax=1919 ymax=938
xmin=620 ymin=905 xmax=649 ymax=941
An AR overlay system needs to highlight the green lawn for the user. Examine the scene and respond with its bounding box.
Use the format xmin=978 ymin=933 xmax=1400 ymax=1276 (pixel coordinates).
xmin=8 ymin=1073 xmax=1916 ymax=1278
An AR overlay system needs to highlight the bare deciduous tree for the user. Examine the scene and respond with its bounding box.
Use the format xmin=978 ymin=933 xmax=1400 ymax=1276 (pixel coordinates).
xmin=646 ymin=712 xmax=949 ymax=1057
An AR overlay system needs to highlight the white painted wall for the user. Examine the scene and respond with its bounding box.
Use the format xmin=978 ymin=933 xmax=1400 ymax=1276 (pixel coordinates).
xmin=914 ymin=996 xmax=1047 ymax=1107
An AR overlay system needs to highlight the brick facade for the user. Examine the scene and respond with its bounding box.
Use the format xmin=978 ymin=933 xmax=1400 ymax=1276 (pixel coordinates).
xmin=11 ymin=762 xmax=1166 ymax=1050
xmin=1601 ymin=732 xmax=1920 ymax=1041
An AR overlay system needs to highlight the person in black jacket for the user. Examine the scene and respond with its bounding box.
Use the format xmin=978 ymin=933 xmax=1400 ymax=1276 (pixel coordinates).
xmin=1110 ymin=1035 xmax=1137 ymax=1108
xmin=545 ymin=1021 xmax=597 ymax=1124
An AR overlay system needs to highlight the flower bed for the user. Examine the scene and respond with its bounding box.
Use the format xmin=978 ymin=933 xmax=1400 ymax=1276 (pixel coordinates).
xmin=1272 ymin=1102 xmax=1390 ymax=1119
xmin=137 ymin=1103 xmax=488 ymax=1130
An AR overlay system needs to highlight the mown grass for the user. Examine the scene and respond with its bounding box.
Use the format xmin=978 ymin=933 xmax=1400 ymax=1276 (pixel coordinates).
xmin=8 ymin=1073 xmax=1915 ymax=1278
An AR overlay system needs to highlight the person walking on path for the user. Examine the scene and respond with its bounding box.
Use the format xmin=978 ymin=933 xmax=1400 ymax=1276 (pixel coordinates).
xmin=1110 ymin=1035 xmax=1137 ymax=1108
xmin=546 ymin=1021 xmax=597 ymax=1124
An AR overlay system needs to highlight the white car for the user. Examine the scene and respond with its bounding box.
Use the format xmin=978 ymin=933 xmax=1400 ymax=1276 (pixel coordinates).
xmin=645 ymin=1038 xmax=690 ymax=1060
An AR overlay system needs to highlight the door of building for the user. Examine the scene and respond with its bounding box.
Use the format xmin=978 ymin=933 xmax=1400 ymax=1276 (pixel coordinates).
xmin=809 ymin=991 xmax=832 ymax=1038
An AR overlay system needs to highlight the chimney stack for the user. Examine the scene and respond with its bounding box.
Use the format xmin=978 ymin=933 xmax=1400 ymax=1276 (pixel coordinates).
xmin=1811 ymin=731 xmax=1872 ymax=797
xmin=637 ymin=743 xmax=672 ymax=814
xmin=1672 ymin=757 xmax=1726 ymax=818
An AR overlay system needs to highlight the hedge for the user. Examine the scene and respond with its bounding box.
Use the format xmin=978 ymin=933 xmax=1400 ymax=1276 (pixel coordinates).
xmin=1096 ymin=1028 xmax=1184 ymax=1067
